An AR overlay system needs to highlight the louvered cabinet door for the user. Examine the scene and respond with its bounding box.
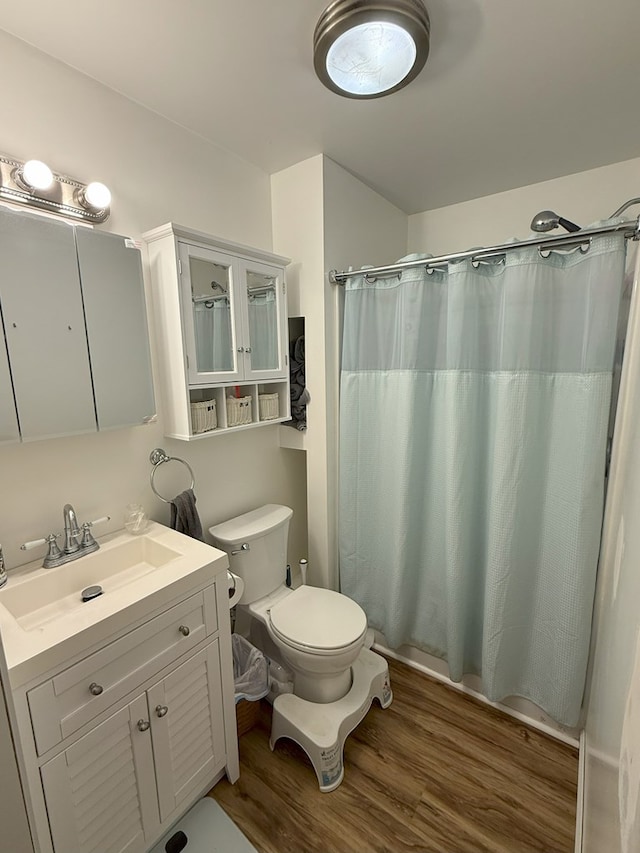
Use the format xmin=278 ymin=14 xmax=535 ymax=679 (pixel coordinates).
xmin=148 ymin=641 xmax=226 ymax=823
xmin=40 ymin=695 xmax=160 ymax=853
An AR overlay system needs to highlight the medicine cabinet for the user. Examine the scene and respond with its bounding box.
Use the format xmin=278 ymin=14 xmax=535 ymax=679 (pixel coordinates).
xmin=0 ymin=205 xmax=156 ymax=443
xmin=144 ymin=223 xmax=291 ymax=440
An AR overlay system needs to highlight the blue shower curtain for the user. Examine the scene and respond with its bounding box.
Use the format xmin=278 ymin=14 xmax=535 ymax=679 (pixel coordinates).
xmin=339 ymin=233 xmax=626 ymax=727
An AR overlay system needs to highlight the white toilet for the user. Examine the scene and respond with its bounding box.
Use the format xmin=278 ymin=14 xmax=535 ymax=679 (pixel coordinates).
xmin=209 ymin=504 xmax=368 ymax=704
xmin=210 ymin=503 xmax=393 ymax=792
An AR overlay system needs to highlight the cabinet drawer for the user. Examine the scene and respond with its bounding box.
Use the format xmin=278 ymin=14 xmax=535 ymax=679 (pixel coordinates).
xmin=28 ymin=586 xmax=217 ymax=755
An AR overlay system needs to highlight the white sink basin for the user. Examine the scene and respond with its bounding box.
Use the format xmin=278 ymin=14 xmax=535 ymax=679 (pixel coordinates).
xmin=0 ymin=536 xmax=181 ymax=631
xmin=0 ymin=522 xmax=228 ymax=687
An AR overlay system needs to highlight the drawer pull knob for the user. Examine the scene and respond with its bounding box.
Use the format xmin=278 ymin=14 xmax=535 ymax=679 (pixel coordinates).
xmin=178 ymin=625 xmax=190 ymax=636
xmin=89 ymin=682 xmax=104 ymax=696
xmin=137 ymin=719 xmax=150 ymax=732
xmin=156 ymin=704 xmax=169 ymax=718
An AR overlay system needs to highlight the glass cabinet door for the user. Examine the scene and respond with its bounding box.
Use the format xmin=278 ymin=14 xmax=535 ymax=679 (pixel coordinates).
xmin=179 ymin=243 xmax=242 ymax=384
xmin=238 ymin=259 xmax=287 ymax=381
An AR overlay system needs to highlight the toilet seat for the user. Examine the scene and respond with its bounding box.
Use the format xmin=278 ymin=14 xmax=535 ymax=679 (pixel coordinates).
xmin=268 ymin=586 xmax=367 ymax=655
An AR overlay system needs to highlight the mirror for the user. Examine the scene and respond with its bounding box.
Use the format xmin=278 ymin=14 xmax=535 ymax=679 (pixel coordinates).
xmin=189 ymin=257 xmax=233 ymax=372
xmin=246 ymin=269 xmax=279 ymax=371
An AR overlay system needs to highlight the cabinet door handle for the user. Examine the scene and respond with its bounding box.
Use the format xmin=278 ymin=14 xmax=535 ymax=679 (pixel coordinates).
xmin=245 ymin=347 xmax=252 ymax=353
xmin=89 ymin=682 xmax=104 ymax=696
xmin=137 ymin=719 xmax=150 ymax=732
xmin=237 ymin=346 xmax=245 ymax=353
xmin=156 ymin=704 xmax=169 ymax=718
xmin=178 ymin=625 xmax=190 ymax=636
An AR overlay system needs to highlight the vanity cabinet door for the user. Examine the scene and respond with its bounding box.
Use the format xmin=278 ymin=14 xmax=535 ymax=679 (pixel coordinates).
xmin=179 ymin=242 xmax=243 ymax=385
xmin=0 ymin=207 xmax=96 ymax=440
xmin=238 ymin=259 xmax=287 ymax=382
xmin=76 ymin=229 xmax=156 ymax=430
xmin=40 ymin=694 xmax=160 ymax=853
xmin=148 ymin=642 xmax=226 ymax=823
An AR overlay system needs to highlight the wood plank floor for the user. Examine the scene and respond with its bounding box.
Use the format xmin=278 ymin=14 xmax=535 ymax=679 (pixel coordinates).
xmin=210 ymin=657 xmax=578 ymax=853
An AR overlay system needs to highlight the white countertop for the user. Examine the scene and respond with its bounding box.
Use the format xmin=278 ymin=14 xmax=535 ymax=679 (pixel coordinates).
xmin=0 ymin=522 xmax=229 ymax=688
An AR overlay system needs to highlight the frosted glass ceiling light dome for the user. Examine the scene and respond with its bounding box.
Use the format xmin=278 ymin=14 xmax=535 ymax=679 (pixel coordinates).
xmin=314 ymin=0 xmax=430 ymax=99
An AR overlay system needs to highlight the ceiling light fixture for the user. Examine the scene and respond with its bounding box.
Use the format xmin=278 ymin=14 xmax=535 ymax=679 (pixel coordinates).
xmin=0 ymin=154 xmax=111 ymax=222
xmin=314 ymin=0 xmax=430 ymax=99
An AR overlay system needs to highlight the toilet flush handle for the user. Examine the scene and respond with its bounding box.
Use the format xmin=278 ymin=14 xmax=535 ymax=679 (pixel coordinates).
xmin=231 ymin=543 xmax=250 ymax=556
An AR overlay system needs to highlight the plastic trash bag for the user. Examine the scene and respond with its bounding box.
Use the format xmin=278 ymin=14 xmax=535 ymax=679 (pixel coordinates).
xmin=232 ymin=634 xmax=269 ymax=703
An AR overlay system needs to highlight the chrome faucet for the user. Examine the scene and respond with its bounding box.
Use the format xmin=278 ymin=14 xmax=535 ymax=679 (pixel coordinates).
xmin=20 ymin=507 xmax=110 ymax=569
xmin=63 ymin=503 xmax=81 ymax=555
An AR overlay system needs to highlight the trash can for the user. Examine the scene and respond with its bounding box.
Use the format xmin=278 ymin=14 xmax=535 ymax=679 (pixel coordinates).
xmin=232 ymin=634 xmax=268 ymax=736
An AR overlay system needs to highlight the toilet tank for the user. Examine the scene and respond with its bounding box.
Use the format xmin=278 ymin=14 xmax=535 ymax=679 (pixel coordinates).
xmin=209 ymin=504 xmax=293 ymax=604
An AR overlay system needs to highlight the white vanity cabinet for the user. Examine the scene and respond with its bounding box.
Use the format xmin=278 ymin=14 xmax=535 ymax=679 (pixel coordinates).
xmin=144 ymin=223 xmax=291 ymax=439
xmin=40 ymin=643 xmax=225 ymax=853
xmin=2 ymin=548 xmax=239 ymax=853
xmin=0 ymin=205 xmax=156 ymax=442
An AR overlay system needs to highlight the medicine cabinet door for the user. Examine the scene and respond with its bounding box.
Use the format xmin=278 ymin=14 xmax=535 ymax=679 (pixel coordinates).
xmin=238 ymin=259 xmax=287 ymax=382
xmin=179 ymin=243 xmax=242 ymax=385
xmin=0 ymin=207 xmax=96 ymax=440
xmin=76 ymin=228 xmax=156 ymax=430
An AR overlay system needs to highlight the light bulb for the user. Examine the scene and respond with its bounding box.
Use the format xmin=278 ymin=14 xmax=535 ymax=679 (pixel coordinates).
xmin=83 ymin=181 xmax=111 ymax=210
xmin=21 ymin=160 xmax=54 ymax=191
xmin=326 ymin=21 xmax=417 ymax=96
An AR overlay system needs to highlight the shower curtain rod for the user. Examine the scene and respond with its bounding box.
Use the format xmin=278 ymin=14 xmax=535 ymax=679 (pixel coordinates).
xmin=329 ymin=216 xmax=640 ymax=285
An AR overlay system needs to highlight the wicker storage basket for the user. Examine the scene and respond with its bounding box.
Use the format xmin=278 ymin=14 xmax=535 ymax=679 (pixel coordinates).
xmin=258 ymin=392 xmax=280 ymax=421
xmin=236 ymin=698 xmax=261 ymax=737
xmin=226 ymin=395 xmax=252 ymax=427
xmin=190 ymin=399 xmax=217 ymax=433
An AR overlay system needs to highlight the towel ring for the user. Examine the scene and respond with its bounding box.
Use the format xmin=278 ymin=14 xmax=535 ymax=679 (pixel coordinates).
xmin=149 ymin=448 xmax=195 ymax=504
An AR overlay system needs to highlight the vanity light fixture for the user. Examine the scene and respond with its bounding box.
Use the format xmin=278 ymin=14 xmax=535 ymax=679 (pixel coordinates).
xmin=313 ymin=0 xmax=430 ymax=99
xmin=78 ymin=181 xmax=112 ymax=213
xmin=0 ymin=153 xmax=112 ymax=223
xmin=17 ymin=159 xmax=54 ymax=192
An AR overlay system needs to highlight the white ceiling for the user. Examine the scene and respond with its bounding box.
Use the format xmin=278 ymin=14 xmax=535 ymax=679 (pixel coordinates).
xmin=1 ymin=0 xmax=640 ymax=214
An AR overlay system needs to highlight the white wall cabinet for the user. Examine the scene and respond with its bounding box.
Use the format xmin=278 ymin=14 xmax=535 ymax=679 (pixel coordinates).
xmin=0 ymin=205 xmax=155 ymax=442
xmin=6 ymin=570 xmax=238 ymax=853
xmin=144 ymin=223 xmax=291 ymax=440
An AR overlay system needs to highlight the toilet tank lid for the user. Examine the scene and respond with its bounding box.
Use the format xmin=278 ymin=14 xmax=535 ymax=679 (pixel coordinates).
xmin=209 ymin=504 xmax=293 ymax=545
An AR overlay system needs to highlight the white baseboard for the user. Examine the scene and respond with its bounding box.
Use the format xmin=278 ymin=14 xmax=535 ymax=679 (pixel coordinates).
xmin=375 ymin=641 xmax=580 ymax=748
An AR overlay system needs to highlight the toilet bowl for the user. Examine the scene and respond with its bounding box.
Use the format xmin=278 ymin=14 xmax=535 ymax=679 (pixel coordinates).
xmin=209 ymin=504 xmax=369 ymax=704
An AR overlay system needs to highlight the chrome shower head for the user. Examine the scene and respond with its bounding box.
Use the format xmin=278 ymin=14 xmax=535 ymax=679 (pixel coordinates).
xmin=530 ymin=210 xmax=581 ymax=233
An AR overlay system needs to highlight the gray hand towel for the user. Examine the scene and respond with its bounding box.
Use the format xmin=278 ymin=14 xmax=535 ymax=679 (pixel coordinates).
xmin=170 ymin=488 xmax=204 ymax=541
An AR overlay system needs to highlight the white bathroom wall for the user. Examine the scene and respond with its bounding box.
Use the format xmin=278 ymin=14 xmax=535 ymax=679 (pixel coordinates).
xmin=409 ymin=157 xmax=640 ymax=252
xmin=0 ymin=30 xmax=307 ymax=572
xmin=271 ymin=155 xmax=407 ymax=590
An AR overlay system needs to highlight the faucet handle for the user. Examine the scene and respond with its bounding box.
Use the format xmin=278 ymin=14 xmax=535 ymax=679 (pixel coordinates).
xmin=79 ymin=516 xmax=110 ymax=551
xmin=87 ymin=516 xmax=110 ymax=528
xmin=19 ymin=534 xmax=65 ymax=569
xmin=21 ymin=533 xmax=60 ymax=551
